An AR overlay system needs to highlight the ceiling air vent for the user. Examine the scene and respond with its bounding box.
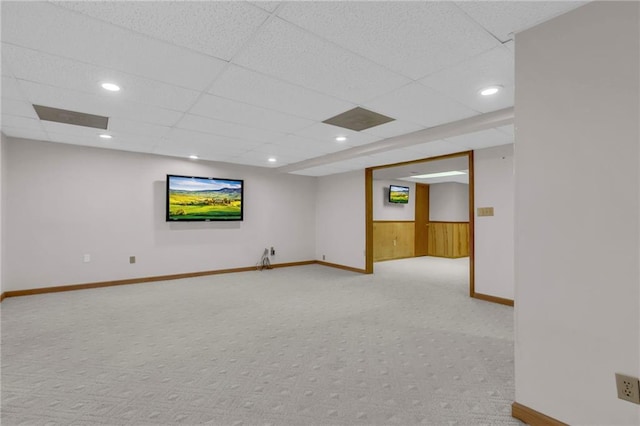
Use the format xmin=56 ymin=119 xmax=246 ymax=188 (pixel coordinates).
xmin=33 ymin=105 xmax=109 ymax=129
xmin=322 ymin=107 xmax=394 ymax=131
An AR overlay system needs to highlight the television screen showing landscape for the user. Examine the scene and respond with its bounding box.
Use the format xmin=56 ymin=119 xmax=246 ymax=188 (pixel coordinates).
xmin=389 ymin=185 xmax=409 ymax=204
xmin=167 ymin=175 xmax=243 ymax=221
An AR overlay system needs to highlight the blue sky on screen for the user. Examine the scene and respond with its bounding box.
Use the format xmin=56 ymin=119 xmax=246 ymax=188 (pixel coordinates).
xmin=390 ymin=185 xmax=409 ymax=193
xmin=169 ymin=176 xmax=241 ymax=192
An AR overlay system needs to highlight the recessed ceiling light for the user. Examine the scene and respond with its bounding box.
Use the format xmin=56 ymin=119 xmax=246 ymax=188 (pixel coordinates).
xmin=101 ymin=82 xmax=121 ymax=92
xmin=480 ymin=86 xmax=502 ymax=96
xmin=188 ymin=155 xmax=199 ymax=160
xmin=411 ymin=171 xmax=467 ymax=179
xmin=99 ymin=134 xmax=112 ymax=139
xmin=335 ymin=136 xmax=347 ymax=142
xmin=268 ymin=157 xmax=277 ymax=163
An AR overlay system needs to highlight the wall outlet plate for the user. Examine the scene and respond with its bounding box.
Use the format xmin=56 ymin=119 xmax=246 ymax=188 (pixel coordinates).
xmin=615 ymin=373 xmax=640 ymax=404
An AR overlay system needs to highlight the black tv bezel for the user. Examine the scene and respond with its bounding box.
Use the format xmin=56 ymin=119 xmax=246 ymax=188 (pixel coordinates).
xmin=388 ymin=184 xmax=410 ymax=204
xmin=166 ymin=174 xmax=244 ymax=222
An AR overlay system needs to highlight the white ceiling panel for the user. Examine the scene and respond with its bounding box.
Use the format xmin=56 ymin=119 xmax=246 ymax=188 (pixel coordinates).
xmin=293 ymin=122 xmax=381 ymax=148
xmin=1 ymin=126 xmax=48 ymax=141
xmin=364 ymin=82 xmax=479 ymax=128
xmin=232 ymin=17 xmax=411 ymax=104
xmin=163 ymin=128 xmax=263 ymax=153
xmin=189 ymin=94 xmax=314 ymax=134
xmin=278 ymin=1 xmax=500 ymax=80
xmin=2 ymin=114 xmax=44 ymax=131
xmin=444 ymin=128 xmax=513 ymax=150
xmin=407 ymin=140 xmax=470 ymax=158
xmin=209 ymin=65 xmax=355 ymax=121
xmin=1 ymin=2 xmax=227 ymax=90
xmin=231 ymin=148 xmax=306 ymax=166
xmin=1 ymin=75 xmax=25 ymax=100
xmin=290 ymin=164 xmax=349 ymax=177
xmin=269 ymin=134 xmax=346 ymax=156
xmin=53 ymin=1 xmax=270 ymax=61
xmin=107 ymin=118 xmax=171 ymax=139
xmin=176 ymin=114 xmax=285 ymax=146
xmin=3 ymin=45 xmax=200 ymax=112
xmin=455 ymin=1 xmax=587 ymax=42
xmin=17 ymin=80 xmax=184 ymax=127
xmin=361 ymin=120 xmax=426 ymax=140
xmin=2 ymin=99 xmax=38 ymax=119
xmin=420 ymin=46 xmax=514 ymax=113
xmin=2 ymin=1 xmax=582 ymax=175
xmin=153 ymin=136 xmax=250 ymax=162
xmin=373 ymin=156 xmax=469 ymax=181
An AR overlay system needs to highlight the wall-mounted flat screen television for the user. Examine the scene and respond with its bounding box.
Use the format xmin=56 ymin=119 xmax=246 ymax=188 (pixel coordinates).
xmin=166 ymin=174 xmax=244 ymax=221
xmin=388 ymin=185 xmax=409 ymax=204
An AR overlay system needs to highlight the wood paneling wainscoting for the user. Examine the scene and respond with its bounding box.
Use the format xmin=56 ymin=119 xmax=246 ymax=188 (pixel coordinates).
xmin=373 ymin=221 xmax=415 ymax=261
xmin=427 ymin=222 xmax=470 ymax=258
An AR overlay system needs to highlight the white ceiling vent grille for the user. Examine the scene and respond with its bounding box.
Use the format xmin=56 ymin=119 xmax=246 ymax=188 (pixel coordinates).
xmin=322 ymin=107 xmax=395 ymax=131
xmin=33 ymin=105 xmax=109 ymax=129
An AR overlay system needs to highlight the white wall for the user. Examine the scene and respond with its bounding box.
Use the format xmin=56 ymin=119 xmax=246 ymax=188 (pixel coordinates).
xmin=429 ymin=182 xmax=468 ymax=222
xmin=372 ymin=179 xmax=415 ymax=221
xmin=315 ymin=170 xmax=365 ymax=270
xmin=3 ymin=137 xmax=317 ymax=291
xmin=474 ymin=144 xmax=514 ymax=300
xmin=515 ymin=2 xmax=639 ymax=424
xmin=0 ymin=133 xmax=4 ymax=294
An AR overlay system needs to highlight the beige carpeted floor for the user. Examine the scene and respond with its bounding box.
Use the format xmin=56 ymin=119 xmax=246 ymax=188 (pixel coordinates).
xmin=1 ymin=256 xmax=520 ymax=425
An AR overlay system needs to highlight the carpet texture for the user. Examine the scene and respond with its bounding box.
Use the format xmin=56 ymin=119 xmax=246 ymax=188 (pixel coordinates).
xmin=1 ymin=257 xmax=520 ymax=425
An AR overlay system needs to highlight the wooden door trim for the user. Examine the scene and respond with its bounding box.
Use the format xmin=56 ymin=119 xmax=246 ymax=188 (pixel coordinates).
xmin=365 ymin=151 xmax=475 ymax=298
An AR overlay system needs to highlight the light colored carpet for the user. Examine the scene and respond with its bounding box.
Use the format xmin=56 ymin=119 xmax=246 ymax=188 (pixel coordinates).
xmin=1 ymin=257 xmax=520 ymax=425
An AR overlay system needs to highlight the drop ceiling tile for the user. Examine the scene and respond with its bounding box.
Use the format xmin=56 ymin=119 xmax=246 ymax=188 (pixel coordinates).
xmin=4 ymin=45 xmax=200 ymax=112
xmin=293 ymin=123 xmax=381 ymax=148
xmin=189 ymin=94 xmax=314 ymax=134
xmin=361 ymin=120 xmax=425 ymax=140
xmin=270 ymin=134 xmax=345 ymax=156
xmin=209 ymin=65 xmax=355 ymax=121
xmin=455 ymin=1 xmax=587 ymax=42
xmin=364 ymin=82 xmax=479 ymax=128
xmin=1 ymin=126 xmax=48 ymax=141
xmin=421 ymin=46 xmax=514 ymax=113
xmin=53 ymin=1 xmax=269 ymax=60
xmin=2 ymin=114 xmax=43 ymax=131
xmin=278 ymin=2 xmax=500 ymax=80
xmin=45 ymin=130 xmax=159 ymax=154
xmin=1 ymin=99 xmax=38 ymax=119
xmin=406 ymin=140 xmax=469 ymax=158
xmin=18 ymin=80 xmax=184 ymax=127
xmin=230 ymin=148 xmax=304 ymax=166
xmin=444 ymin=128 xmax=513 ymax=150
xmin=164 ymin=128 xmax=263 ymax=153
xmin=224 ymin=154 xmax=280 ymax=168
xmin=1 ymin=76 xmax=25 ymax=100
xmin=366 ymin=149 xmax=431 ymax=167
xmin=107 ymin=118 xmax=171 ymax=139
xmin=232 ymin=17 xmax=410 ymax=104
xmin=250 ymin=2 xmax=281 ymax=13
xmin=154 ymin=137 xmax=249 ymax=162
xmin=176 ymin=113 xmax=286 ymax=145
xmin=2 ymin=2 xmax=227 ymax=90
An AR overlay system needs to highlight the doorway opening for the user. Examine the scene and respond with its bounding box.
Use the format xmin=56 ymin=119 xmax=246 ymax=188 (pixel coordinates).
xmin=365 ymin=151 xmax=475 ymax=297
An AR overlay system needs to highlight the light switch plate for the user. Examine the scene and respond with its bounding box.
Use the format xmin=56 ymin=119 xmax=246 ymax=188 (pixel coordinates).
xmin=477 ymin=207 xmax=494 ymax=217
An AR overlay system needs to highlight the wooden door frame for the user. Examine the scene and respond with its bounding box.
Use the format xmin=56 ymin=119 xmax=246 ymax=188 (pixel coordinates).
xmin=414 ymin=183 xmax=430 ymax=257
xmin=365 ymin=151 xmax=475 ymax=297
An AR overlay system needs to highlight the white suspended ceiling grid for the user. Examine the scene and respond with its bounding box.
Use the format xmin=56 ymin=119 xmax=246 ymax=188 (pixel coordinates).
xmin=1 ymin=1 xmax=586 ymax=176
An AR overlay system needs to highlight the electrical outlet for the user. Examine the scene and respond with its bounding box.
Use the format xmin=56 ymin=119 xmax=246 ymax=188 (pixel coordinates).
xmin=615 ymin=373 xmax=640 ymax=404
xmin=270 ymin=247 xmax=275 ymax=256
xmin=129 ymin=256 xmax=136 ymax=264
xmin=322 ymin=254 xmax=325 ymax=260
xmin=83 ymin=254 xmax=91 ymax=263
